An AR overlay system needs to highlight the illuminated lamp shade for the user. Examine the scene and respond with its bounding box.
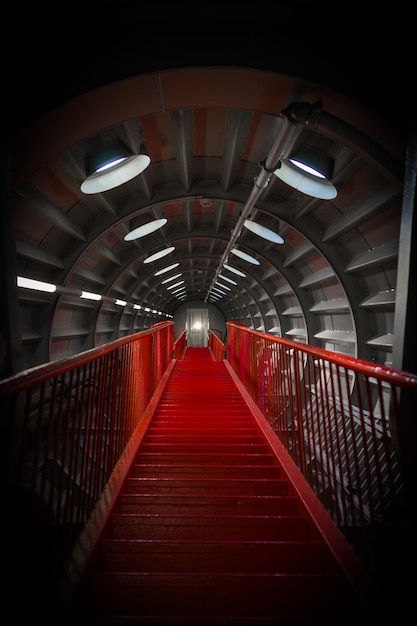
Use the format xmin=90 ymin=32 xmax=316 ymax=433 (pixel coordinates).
xmin=274 ymin=147 xmax=337 ymax=199
xmin=81 ymin=140 xmax=150 ymax=194
xmin=124 ymin=218 xmax=167 ymax=241
xmin=243 ymin=220 xmax=284 ymax=243
xmin=143 ymin=246 xmax=175 ymax=264
xmin=223 ymin=263 xmax=246 ymax=277
xmin=230 ymin=248 xmax=260 ymax=265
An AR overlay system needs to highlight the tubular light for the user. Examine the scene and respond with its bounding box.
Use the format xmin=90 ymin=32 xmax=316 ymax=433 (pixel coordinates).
xmin=17 ymin=277 xmax=56 ymax=292
xmin=80 ymin=291 xmax=102 ymax=300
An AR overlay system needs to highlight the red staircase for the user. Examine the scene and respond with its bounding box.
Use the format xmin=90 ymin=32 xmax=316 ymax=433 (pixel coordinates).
xmin=72 ymin=348 xmax=378 ymax=625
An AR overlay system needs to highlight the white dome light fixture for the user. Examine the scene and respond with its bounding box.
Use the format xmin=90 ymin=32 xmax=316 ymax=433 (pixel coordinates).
xmin=143 ymin=246 xmax=175 ymax=264
xmin=124 ymin=218 xmax=167 ymax=241
xmin=230 ymin=248 xmax=260 ymax=265
xmin=81 ymin=140 xmax=151 ymax=194
xmin=274 ymin=147 xmax=337 ymax=200
xmin=243 ymin=220 xmax=284 ymax=244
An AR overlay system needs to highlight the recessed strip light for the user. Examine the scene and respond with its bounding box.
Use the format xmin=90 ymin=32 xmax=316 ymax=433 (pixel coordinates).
xmin=124 ymin=218 xmax=167 ymax=241
xmin=17 ymin=277 xmax=57 ymax=292
xmin=115 ymin=299 xmax=127 ymax=306
xmin=223 ymin=263 xmax=246 ymax=277
xmin=80 ymin=291 xmax=102 ymax=301
xmin=144 ymin=246 xmax=175 ymax=264
xmin=230 ymin=248 xmax=260 ymax=265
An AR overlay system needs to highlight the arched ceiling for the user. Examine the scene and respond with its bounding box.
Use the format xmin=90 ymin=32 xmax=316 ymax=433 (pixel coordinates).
xmin=6 ymin=4 xmax=412 ymax=372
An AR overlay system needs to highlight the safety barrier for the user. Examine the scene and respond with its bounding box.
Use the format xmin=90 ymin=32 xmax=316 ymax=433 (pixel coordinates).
xmin=226 ymin=321 xmax=417 ymax=593
xmin=1 ymin=321 xmax=174 ymax=582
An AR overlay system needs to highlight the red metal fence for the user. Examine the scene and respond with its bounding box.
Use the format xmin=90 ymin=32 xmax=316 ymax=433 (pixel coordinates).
xmin=2 ymin=319 xmax=416 ymax=608
xmin=1 ymin=322 xmax=174 ymax=586
xmin=226 ymin=321 xmax=417 ymax=589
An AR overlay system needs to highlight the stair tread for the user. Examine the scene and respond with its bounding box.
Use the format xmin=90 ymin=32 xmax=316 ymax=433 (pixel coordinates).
xmin=73 ymin=348 xmax=370 ymax=625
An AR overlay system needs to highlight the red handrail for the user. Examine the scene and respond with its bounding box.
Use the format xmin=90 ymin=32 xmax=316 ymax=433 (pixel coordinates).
xmin=226 ymin=321 xmax=417 ymax=596
xmin=1 ymin=321 xmax=174 ymax=596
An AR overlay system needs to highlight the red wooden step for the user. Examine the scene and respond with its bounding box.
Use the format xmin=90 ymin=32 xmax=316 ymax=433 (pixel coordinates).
xmin=130 ymin=463 xmax=281 ymax=477
xmin=71 ymin=348 xmax=372 ymax=626
xmin=109 ymin=513 xmax=311 ymax=541
xmin=132 ymin=452 xmax=276 ymax=465
xmin=118 ymin=493 xmax=300 ymax=516
xmin=124 ymin=477 xmax=291 ymax=496
xmin=98 ymin=538 xmax=329 ymax=574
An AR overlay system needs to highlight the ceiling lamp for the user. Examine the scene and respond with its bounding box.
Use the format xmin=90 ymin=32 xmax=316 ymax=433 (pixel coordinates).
xmin=124 ymin=218 xmax=167 ymax=241
xmin=223 ymin=263 xmax=246 ymax=277
xmin=154 ymin=263 xmax=179 ymax=276
xmin=243 ymin=220 xmax=284 ymax=243
xmin=143 ymin=246 xmax=175 ymax=264
xmin=218 ymin=273 xmax=237 ymax=285
xmin=274 ymin=147 xmax=337 ymax=199
xmin=17 ymin=276 xmax=56 ymax=292
xmin=230 ymin=248 xmax=260 ymax=265
xmin=161 ymin=273 xmax=182 ymax=284
xmin=215 ymin=280 xmax=231 ymax=291
xmin=167 ymin=280 xmax=185 ymax=290
xmin=81 ymin=140 xmax=150 ymax=194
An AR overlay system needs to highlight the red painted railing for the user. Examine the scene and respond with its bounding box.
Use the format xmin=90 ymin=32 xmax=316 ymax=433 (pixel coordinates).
xmin=208 ymin=329 xmax=226 ymax=361
xmin=173 ymin=327 xmax=187 ymax=359
xmin=2 ymin=318 xmax=416 ymax=610
xmin=1 ymin=321 xmax=174 ymax=586
xmin=226 ymin=321 xmax=417 ymax=587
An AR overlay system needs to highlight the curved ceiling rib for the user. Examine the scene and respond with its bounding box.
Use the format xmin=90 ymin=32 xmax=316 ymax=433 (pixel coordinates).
xmin=10 ymin=61 xmax=406 ymax=372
